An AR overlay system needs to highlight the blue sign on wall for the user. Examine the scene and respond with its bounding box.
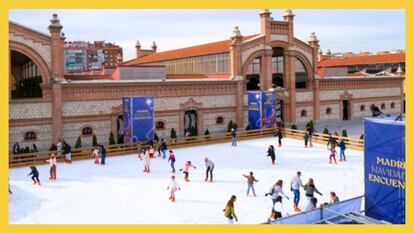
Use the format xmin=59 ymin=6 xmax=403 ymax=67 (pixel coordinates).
xmin=248 ymin=91 xmax=277 ymax=129
xmin=248 ymin=91 xmax=262 ymax=129
xmin=123 ymin=96 xmax=155 ymax=143
xmin=364 ymin=117 xmax=405 ymax=224
xmin=262 ymin=91 xmax=276 ymax=128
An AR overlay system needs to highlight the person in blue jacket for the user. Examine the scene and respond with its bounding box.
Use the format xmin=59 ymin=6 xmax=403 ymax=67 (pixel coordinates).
xmin=27 ymin=166 xmax=41 ymax=185
xmin=338 ymin=139 xmax=346 ymax=161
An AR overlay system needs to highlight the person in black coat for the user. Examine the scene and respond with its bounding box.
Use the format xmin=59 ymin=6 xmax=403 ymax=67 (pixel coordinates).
xmin=27 ymin=166 xmax=41 ymax=185
xmin=274 ymin=130 xmax=283 ymax=147
xmin=12 ymin=142 xmax=20 ymax=155
xmin=327 ymin=134 xmax=338 ymax=149
xmin=160 ymin=139 xmax=168 ymax=159
xmin=63 ymin=141 xmax=72 ymax=164
xmin=267 ymin=145 xmax=276 ymax=165
xmin=100 ymin=145 xmax=107 ymax=165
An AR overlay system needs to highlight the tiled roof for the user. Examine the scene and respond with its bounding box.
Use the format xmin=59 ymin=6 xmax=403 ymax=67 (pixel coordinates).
xmin=318 ymin=53 xmax=405 ymax=67
xmin=124 ymin=34 xmax=258 ymax=65
xmin=166 ymin=74 xmax=230 ymax=79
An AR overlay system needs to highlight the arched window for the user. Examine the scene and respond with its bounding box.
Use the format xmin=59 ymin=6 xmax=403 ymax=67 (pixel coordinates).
xmin=301 ymin=110 xmax=307 ymax=117
xmin=82 ymin=127 xmax=93 ymax=136
xmin=216 ymin=116 xmax=224 ymax=124
xmin=294 ymin=58 xmax=308 ymax=89
xmin=391 ymin=102 xmax=395 ymax=109
xmin=381 ymin=103 xmax=386 ymax=110
xmin=272 ymin=47 xmax=284 ymax=88
xmin=360 ymin=105 xmax=365 ymax=111
xmin=24 ymin=131 xmax=37 ymax=140
xmin=156 ymin=121 xmax=165 ymax=130
xmin=326 ymin=108 xmax=332 ymax=115
xmin=246 ymin=58 xmax=261 ymax=90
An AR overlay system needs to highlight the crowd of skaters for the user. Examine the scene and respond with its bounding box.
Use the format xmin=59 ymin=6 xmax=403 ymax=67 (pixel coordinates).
xmin=10 ymin=122 xmax=350 ymax=224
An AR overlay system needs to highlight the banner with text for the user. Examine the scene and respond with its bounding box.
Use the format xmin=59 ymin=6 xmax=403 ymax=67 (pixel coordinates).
xmin=247 ymin=91 xmax=262 ymax=129
xmin=123 ymin=96 xmax=155 ymax=143
xmin=364 ymin=118 xmax=405 ymax=224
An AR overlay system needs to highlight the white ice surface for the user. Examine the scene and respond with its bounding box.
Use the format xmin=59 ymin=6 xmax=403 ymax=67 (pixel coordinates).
xmin=9 ymin=137 xmax=363 ymax=224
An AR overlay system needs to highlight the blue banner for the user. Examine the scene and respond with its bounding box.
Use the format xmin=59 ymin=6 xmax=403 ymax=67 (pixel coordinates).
xmin=123 ymin=96 xmax=155 ymax=143
xmin=262 ymin=91 xmax=276 ymax=128
xmin=364 ymin=118 xmax=405 ymax=224
xmin=248 ymin=91 xmax=262 ymax=129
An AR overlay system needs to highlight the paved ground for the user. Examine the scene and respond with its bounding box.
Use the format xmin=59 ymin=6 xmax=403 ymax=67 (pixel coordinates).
xmin=295 ymin=117 xmax=365 ymax=138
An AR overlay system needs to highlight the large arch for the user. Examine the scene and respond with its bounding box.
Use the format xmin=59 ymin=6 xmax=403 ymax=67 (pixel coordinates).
xmin=9 ymin=41 xmax=51 ymax=86
xmin=290 ymin=50 xmax=314 ymax=89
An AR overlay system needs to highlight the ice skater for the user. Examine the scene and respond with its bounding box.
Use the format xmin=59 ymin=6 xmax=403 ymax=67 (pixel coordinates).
xmin=290 ymin=171 xmax=304 ymax=212
xmin=327 ymin=133 xmax=338 ymax=149
xmin=100 ymin=145 xmax=106 ymax=165
xmin=268 ymin=196 xmax=283 ymax=223
xmin=92 ymin=146 xmax=100 ymax=164
xmin=243 ymin=171 xmax=258 ymax=196
xmin=266 ymin=180 xmax=289 ymax=210
xmin=306 ymin=125 xmax=315 ymax=147
xmin=27 ymin=166 xmax=41 ymax=185
xmin=329 ymin=147 xmax=337 ymax=164
xmin=166 ymin=175 xmax=180 ymax=202
xmin=223 ymin=195 xmax=238 ymax=224
xmin=149 ymin=146 xmax=155 ymax=158
xmin=63 ymin=140 xmax=72 ymax=164
xmin=230 ymin=128 xmax=237 ymax=147
xmin=304 ymin=178 xmax=323 ymax=205
xmin=46 ymin=153 xmax=57 ymax=180
xmin=161 ymin=139 xmax=168 ymax=159
xmin=168 ymin=150 xmax=176 ymax=173
xmin=179 ymin=161 xmax=196 ymax=182
xmin=274 ymin=129 xmax=283 ymax=147
xmin=143 ymin=150 xmax=151 ymax=173
xmin=338 ymin=139 xmax=346 ymax=161
xmin=304 ymin=133 xmax=309 ymax=148
xmin=204 ymin=157 xmax=214 ymax=182
xmin=329 ymin=191 xmax=340 ymax=205
xmin=266 ymin=145 xmax=276 ymax=165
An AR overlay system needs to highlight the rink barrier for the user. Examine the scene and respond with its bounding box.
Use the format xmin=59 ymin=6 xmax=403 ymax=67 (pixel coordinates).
xmin=9 ymin=127 xmax=363 ymax=168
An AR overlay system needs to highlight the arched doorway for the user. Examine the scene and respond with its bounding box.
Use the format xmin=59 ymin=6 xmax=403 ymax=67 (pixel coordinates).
xmin=184 ymin=110 xmax=197 ymax=136
xmin=10 ymin=50 xmax=43 ymax=99
xmin=245 ymin=57 xmax=261 ymax=90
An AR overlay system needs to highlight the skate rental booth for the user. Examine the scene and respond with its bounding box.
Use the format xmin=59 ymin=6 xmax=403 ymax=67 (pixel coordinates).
xmin=269 ymin=116 xmax=405 ymax=224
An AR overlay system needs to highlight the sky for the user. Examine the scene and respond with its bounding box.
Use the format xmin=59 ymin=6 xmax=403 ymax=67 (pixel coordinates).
xmin=9 ymin=9 xmax=405 ymax=61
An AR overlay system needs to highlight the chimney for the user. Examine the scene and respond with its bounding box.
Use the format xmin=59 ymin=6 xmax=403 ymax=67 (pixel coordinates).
xmin=151 ymin=41 xmax=157 ymax=52
xmin=135 ymin=40 xmax=141 ymax=58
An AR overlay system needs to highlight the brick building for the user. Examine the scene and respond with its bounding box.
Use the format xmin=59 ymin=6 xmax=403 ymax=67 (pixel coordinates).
xmin=8 ymin=10 xmax=405 ymax=152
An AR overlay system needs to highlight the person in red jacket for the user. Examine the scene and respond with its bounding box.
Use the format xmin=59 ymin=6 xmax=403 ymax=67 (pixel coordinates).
xmin=179 ymin=161 xmax=196 ymax=182
xmin=168 ymin=150 xmax=176 ymax=173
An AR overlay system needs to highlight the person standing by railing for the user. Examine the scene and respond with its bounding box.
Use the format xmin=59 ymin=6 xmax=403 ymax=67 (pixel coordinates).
xmin=12 ymin=142 xmax=20 ymax=155
xmin=306 ymin=126 xmax=315 ymax=147
xmin=92 ymin=146 xmax=100 ymax=164
xmin=338 ymin=139 xmax=346 ymax=162
xmin=100 ymin=145 xmax=106 ymax=165
xmin=230 ymin=128 xmax=237 ymax=147
xmin=46 ymin=153 xmax=57 ymax=180
xmin=63 ymin=140 xmax=72 ymax=164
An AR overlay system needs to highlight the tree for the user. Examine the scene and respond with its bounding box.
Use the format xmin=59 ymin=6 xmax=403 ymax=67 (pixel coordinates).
xmin=154 ymin=132 xmax=159 ymax=142
xmin=342 ymin=129 xmax=348 ymax=138
xmin=92 ymin=134 xmax=98 ymax=147
xmin=109 ymin=131 xmax=116 ymax=145
xmin=75 ymin=136 xmax=82 ymax=148
xmin=291 ymin=124 xmax=298 ymax=130
xmin=190 ymin=126 xmax=197 ymax=136
xmin=323 ymin=127 xmax=329 ymax=134
xmin=245 ymin=124 xmax=251 ymax=131
xmin=204 ymin=128 xmax=210 ymax=135
xmin=24 ymin=146 xmax=31 ymax=153
xmin=170 ymin=128 xmax=177 ymax=139
xmin=227 ymin=120 xmax=234 ymax=132
xmin=49 ymin=144 xmax=57 ymax=151
xmin=360 ymin=134 xmax=364 ymax=140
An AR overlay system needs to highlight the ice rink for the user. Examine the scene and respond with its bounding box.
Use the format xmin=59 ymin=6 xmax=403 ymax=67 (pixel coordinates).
xmin=9 ymin=137 xmax=364 ymax=224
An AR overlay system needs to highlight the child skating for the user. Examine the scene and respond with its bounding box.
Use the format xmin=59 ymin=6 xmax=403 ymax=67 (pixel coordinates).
xmin=92 ymin=146 xmax=100 ymax=164
xmin=149 ymin=146 xmax=155 ymax=158
xmin=274 ymin=129 xmax=283 ymax=147
xmin=27 ymin=166 xmax=41 ymax=185
xmin=180 ymin=161 xmax=196 ymax=182
xmin=329 ymin=148 xmax=337 ymax=164
xmin=46 ymin=153 xmax=57 ymax=180
xmin=166 ymin=175 xmax=180 ymax=202
xmin=168 ymin=150 xmax=176 ymax=173
xmin=143 ymin=150 xmax=151 ymax=173
xmin=243 ymin=171 xmax=258 ymax=196
xmin=339 ymin=139 xmax=346 ymax=161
